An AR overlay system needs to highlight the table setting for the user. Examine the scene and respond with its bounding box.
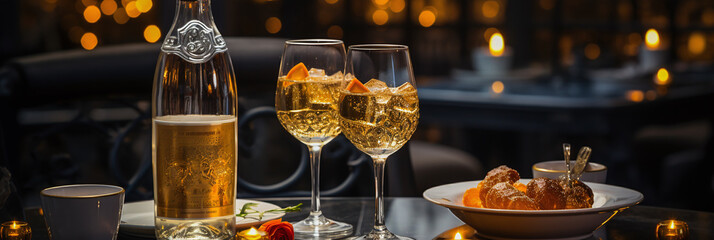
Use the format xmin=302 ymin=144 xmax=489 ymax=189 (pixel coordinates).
xmin=8 ymin=1 xmax=714 ymax=240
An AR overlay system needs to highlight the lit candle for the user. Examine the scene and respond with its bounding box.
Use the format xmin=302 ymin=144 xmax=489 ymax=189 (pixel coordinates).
xmin=489 ymin=33 xmax=505 ymax=57
xmin=645 ymin=29 xmax=661 ymax=50
xmin=639 ymin=28 xmax=668 ymax=72
xmin=656 ymin=220 xmax=689 ymax=240
xmin=237 ymin=227 xmax=267 ymax=240
xmin=0 ymin=221 xmax=32 ymax=240
xmin=473 ymin=30 xmax=513 ymax=76
xmin=454 ymin=232 xmax=463 ymax=239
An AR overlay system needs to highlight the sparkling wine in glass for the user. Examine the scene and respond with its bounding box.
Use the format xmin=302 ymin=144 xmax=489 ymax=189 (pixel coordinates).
xmin=274 ymin=39 xmax=353 ymax=238
xmin=339 ymin=44 xmax=419 ymax=240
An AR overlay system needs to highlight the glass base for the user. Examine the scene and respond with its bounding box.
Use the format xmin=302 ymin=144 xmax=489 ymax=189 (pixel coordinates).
xmin=351 ymin=230 xmax=413 ymax=240
xmin=292 ymin=213 xmax=353 ymax=239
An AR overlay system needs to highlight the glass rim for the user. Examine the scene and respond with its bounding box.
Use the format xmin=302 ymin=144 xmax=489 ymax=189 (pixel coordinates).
xmin=348 ymin=44 xmax=408 ymax=51
xmin=285 ymin=39 xmax=344 ymax=45
xmin=41 ymin=184 xmax=125 ymax=199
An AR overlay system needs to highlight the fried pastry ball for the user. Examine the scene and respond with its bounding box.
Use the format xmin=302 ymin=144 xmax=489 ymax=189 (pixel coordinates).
xmin=478 ymin=165 xmax=520 ymax=201
xmin=560 ymin=180 xmax=594 ymax=209
xmin=484 ymin=182 xmax=538 ymax=210
xmin=526 ymin=177 xmax=566 ymax=210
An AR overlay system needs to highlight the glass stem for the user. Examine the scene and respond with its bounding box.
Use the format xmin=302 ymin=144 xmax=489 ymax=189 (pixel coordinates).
xmin=372 ymin=157 xmax=388 ymax=232
xmin=309 ymin=145 xmax=323 ymax=215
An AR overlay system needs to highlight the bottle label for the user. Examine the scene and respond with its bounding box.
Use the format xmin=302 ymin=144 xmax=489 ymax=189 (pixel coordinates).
xmin=154 ymin=117 xmax=236 ymax=218
xmin=161 ymin=20 xmax=227 ymax=64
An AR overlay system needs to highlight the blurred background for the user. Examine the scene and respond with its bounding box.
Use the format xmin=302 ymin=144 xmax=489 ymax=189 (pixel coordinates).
xmin=1 ymin=0 xmax=713 ymax=214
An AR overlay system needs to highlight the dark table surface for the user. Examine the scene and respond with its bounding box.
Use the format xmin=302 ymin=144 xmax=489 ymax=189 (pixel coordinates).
xmin=25 ymin=197 xmax=714 ymax=240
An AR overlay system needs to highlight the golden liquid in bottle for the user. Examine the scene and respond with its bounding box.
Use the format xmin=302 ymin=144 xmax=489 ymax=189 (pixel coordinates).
xmin=275 ymin=76 xmax=342 ymax=145
xmin=338 ymin=84 xmax=419 ymax=158
xmin=153 ymin=115 xmax=236 ymax=239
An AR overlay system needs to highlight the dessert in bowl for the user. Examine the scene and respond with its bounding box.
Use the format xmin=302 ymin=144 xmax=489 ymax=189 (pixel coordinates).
xmin=423 ymin=166 xmax=643 ymax=240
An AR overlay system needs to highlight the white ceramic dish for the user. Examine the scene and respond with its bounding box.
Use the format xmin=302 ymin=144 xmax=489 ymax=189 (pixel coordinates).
xmin=423 ymin=179 xmax=643 ymax=240
xmin=119 ymin=199 xmax=285 ymax=238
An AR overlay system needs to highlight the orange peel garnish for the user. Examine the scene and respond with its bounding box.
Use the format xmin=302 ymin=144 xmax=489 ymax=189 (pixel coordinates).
xmin=346 ymin=78 xmax=370 ymax=93
xmin=513 ymin=182 xmax=527 ymax=193
xmin=286 ymin=62 xmax=309 ymax=80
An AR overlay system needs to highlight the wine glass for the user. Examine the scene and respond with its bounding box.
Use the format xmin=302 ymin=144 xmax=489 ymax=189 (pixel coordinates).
xmin=338 ymin=44 xmax=419 ymax=240
xmin=274 ymin=39 xmax=353 ymax=238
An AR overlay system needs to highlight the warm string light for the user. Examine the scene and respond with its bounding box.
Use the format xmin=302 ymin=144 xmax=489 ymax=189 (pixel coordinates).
xmin=489 ymin=33 xmax=505 ymax=57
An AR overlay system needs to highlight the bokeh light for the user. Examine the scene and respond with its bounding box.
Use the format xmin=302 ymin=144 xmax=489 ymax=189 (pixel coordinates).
xmin=482 ymin=0 xmax=500 ymax=18
xmin=125 ymin=1 xmax=141 ymax=18
xmin=390 ymin=0 xmax=405 ymax=12
xmin=83 ymin=5 xmax=101 ymax=23
xmin=483 ymin=27 xmax=499 ymax=41
xmin=491 ymin=81 xmax=504 ymax=94
xmin=688 ymin=32 xmax=706 ymax=55
xmin=144 ymin=25 xmax=161 ymax=43
xmin=82 ymin=0 xmax=98 ymax=6
xmin=135 ymin=0 xmax=152 ymax=13
xmin=265 ymin=17 xmax=282 ymax=34
xmin=419 ymin=9 xmax=436 ymax=28
xmin=539 ymin=0 xmax=554 ymax=10
xmin=81 ymin=32 xmax=98 ymax=50
xmin=626 ymin=90 xmax=644 ymax=102
xmin=655 ymin=68 xmax=671 ymax=86
xmin=113 ymin=7 xmax=129 ymax=24
xmin=100 ymin=0 xmax=117 ymax=15
xmin=327 ymin=25 xmax=343 ymax=39
xmin=372 ymin=9 xmax=389 ymax=25
xmin=373 ymin=0 xmax=388 ymax=6
xmin=584 ymin=43 xmax=600 ymax=60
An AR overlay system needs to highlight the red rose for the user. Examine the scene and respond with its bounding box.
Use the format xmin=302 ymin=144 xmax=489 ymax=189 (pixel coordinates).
xmin=259 ymin=219 xmax=294 ymax=240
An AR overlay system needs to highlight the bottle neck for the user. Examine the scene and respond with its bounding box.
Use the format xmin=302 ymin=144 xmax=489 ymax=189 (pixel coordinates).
xmin=162 ymin=0 xmax=227 ymax=63
xmin=172 ymin=0 xmax=215 ymax=30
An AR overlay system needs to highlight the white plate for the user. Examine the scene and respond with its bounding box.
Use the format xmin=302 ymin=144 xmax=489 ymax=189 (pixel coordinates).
xmin=119 ymin=199 xmax=285 ymax=238
xmin=423 ymin=179 xmax=643 ymax=240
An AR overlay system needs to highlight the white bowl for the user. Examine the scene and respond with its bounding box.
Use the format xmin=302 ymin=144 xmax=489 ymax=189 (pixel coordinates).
xmin=423 ymin=179 xmax=643 ymax=240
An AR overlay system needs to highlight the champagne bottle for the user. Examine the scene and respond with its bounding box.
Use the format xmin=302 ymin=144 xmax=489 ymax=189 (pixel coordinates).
xmin=151 ymin=0 xmax=237 ymax=239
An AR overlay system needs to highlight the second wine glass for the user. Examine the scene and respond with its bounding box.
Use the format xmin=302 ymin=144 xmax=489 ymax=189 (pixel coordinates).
xmin=339 ymin=44 xmax=419 ymax=240
xmin=274 ymin=39 xmax=353 ymax=238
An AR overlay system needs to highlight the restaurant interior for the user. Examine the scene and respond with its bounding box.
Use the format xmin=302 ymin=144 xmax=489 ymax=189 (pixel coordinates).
xmin=1 ymin=0 xmax=713 ymax=239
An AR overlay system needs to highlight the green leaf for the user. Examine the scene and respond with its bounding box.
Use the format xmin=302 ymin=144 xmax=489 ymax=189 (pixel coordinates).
xmin=236 ymin=203 xmax=302 ymax=221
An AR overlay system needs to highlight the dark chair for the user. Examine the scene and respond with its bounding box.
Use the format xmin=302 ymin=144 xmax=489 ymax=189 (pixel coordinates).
xmin=0 ymin=37 xmax=421 ymax=207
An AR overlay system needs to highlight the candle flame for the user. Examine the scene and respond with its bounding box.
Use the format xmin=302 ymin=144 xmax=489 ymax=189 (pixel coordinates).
xmin=645 ymin=29 xmax=660 ymax=50
xmin=11 ymin=222 xmax=16 ymax=229
xmin=247 ymin=227 xmax=259 ymax=235
xmin=669 ymin=220 xmax=676 ymax=229
xmin=489 ymin=33 xmax=505 ymax=56
xmin=454 ymin=232 xmax=463 ymax=239
xmin=655 ymin=68 xmax=670 ymax=85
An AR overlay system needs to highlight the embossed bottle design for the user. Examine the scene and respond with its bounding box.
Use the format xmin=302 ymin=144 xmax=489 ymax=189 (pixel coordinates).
xmin=151 ymin=0 xmax=237 ymax=239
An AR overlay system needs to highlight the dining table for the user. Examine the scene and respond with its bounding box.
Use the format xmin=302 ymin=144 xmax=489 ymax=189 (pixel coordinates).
xmin=23 ymin=196 xmax=714 ymax=240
